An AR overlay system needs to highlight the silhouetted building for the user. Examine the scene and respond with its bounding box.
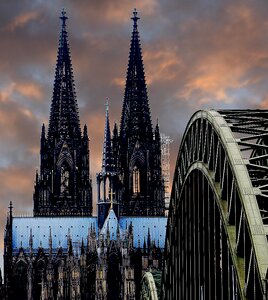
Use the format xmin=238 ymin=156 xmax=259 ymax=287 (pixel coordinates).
xmin=3 ymin=9 xmax=167 ymax=300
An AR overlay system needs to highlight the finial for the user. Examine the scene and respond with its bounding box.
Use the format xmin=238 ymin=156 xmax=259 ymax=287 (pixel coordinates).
xmin=105 ymin=98 xmax=109 ymax=113
xmin=83 ymin=124 xmax=88 ymax=136
xmin=60 ymin=8 xmax=68 ymax=28
xmin=41 ymin=123 xmax=45 ymax=135
xmin=132 ymin=8 xmax=140 ymax=29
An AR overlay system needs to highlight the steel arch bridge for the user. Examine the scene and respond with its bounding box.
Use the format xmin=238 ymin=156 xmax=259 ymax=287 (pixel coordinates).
xmin=160 ymin=110 xmax=268 ymax=300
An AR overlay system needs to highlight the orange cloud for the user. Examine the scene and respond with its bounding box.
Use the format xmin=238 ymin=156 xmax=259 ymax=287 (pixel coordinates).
xmin=144 ymin=48 xmax=182 ymax=85
xmin=0 ymin=167 xmax=32 ymax=193
xmin=113 ymin=77 xmax=125 ymax=88
xmin=75 ymin=0 xmax=158 ymax=24
xmin=15 ymin=82 xmax=43 ymax=100
xmin=5 ymin=11 xmax=40 ymax=32
xmin=0 ymin=81 xmax=43 ymax=103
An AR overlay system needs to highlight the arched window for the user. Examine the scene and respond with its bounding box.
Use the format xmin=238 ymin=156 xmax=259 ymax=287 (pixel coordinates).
xmin=60 ymin=163 xmax=70 ymax=195
xmin=133 ymin=166 xmax=140 ymax=194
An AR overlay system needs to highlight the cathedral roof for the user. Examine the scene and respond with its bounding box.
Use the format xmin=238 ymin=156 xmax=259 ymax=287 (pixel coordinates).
xmin=11 ymin=215 xmax=167 ymax=253
xmin=12 ymin=217 xmax=97 ymax=253
xmin=119 ymin=217 xmax=167 ymax=249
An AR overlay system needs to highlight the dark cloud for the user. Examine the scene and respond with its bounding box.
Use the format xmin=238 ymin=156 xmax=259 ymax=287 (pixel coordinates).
xmin=1 ymin=0 xmax=268 ymax=267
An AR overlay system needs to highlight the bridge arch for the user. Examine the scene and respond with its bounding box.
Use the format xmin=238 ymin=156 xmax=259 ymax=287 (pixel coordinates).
xmin=161 ymin=110 xmax=268 ymax=299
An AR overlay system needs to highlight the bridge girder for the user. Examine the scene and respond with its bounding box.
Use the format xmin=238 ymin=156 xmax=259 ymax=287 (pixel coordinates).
xmin=161 ymin=110 xmax=268 ymax=300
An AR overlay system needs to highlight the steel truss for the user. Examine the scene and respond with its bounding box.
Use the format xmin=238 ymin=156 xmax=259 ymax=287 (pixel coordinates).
xmin=161 ymin=110 xmax=268 ymax=300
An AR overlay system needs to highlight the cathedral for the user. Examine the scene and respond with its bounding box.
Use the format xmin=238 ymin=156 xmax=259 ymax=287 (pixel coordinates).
xmin=3 ymin=9 xmax=167 ymax=300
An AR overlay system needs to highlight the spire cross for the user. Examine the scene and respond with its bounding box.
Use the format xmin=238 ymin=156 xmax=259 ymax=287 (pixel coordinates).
xmin=60 ymin=8 xmax=68 ymax=29
xmin=131 ymin=8 xmax=140 ymax=29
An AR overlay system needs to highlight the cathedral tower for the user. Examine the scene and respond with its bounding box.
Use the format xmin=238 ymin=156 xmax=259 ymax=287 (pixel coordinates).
xmin=116 ymin=10 xmax=165 ymax=216
xmin=33 ymin=10 xmax=92 ymax=216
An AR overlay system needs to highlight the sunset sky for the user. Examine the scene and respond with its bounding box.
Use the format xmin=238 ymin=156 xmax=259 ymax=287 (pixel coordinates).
xmin=0 ymin=0 xmax=268 ymax=263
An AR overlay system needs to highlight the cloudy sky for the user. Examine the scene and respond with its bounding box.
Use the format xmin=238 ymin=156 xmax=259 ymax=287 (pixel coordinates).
xmin=0 ymin=0 xmax=268 ymax=261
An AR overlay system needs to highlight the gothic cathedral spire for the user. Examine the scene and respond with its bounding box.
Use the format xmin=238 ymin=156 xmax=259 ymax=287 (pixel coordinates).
xmin=34 ymin=10 xmax=92 ymax=216
xmin=117 ymin=10 xmax=165 ymax=216
xmin=48 ymin=9 xmax=81 ymax=143
xmin=120 ymin=9 xmax=153 ymax=143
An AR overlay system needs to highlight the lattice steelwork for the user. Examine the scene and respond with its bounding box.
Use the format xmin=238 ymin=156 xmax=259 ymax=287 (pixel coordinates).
xmin=161 ymin=110 xmax=268 ymax=299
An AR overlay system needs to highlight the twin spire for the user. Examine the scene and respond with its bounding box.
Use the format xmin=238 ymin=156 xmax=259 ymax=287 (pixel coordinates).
xmin=120 ymin=8 xmax=153 ymax=142
xmin=47 ymin=8 xmax=81 ymax=143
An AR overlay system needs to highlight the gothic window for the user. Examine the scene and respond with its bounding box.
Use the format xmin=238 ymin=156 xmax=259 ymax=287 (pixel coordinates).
xmin=133 ymin=166 xmax=140 ymax=194
xmin=105 ymin=178 xmax=110 ymax=200
xmin=60 ymin=163 xmax=70 ymax=195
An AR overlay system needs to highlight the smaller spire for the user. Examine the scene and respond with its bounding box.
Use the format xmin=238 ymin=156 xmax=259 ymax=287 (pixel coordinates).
xmin=101 ymin=98 xmax=114 ymax=172
xmin=131 ymin=8 xmax=140 ymax=30
xmin=155 ymin=120 xmax=160 ymax=140
xmin=81 ymin=238 xmax=85 ymax=255
xmin=9 ymin=201 xmax=13 ymax=218
xmin=106 ymin=221 xmax=110 ymax=240
xmin=147 ymin=228 xmax=151 ymax=251
xmin=128 ymin=221 xmax=133 ymax=235
xmin=41 ymin=123 xmax=46 ymax=138
xmin=49 ymin=228 xmax=53 ymax=256
xmin=83 ymin=124 xmax=88 ymax=137
xmin=68 ymin=237 xmax=73 ymax=256
xmin=143 ymin=237 xmax=147 ymax=254
xmin=113 ymin=123 xmax=118 ymax=139
xmin=29 ymin=228 xmax=33 ymax=251
xmin=35 ymin=169 xmax=39 ymax=182
xmin=116 ymin=223 xmax=120 ymax=238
